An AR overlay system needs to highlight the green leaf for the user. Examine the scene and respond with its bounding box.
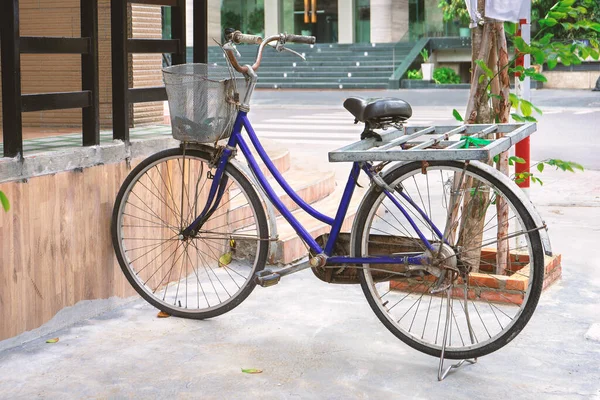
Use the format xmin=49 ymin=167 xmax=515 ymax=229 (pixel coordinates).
xmin=539 ymin=33 xmax=554 ymax=46
xmin=589 ymin=49 xmax=599 ymax=61
xmin=0 ymin=191 xmax=9 ymax=212
xmin=547 ymin=58 xmax=558 ymax=69
xmin=504 ymin=22 xmax=517 ymax=36
xmin=561 ymin=22 xmax=573 ymax=30
xmin=241 ymin=368 xmax=263 ymax=374
xmin=523 ymin=115 xmax=538 ymax=122
xmin=512 ymin=156 xmax=526 ymax=164
xmin=475 ymin=59 xmax=494 ymax=78
xmin=572 ymin=162 xmax=585 ymax=171
xmin=528 ymin=72 xmax=547 ymax=82
xmin=513 ymin=37 xmax=531 ymax=53
xmin=591 ymin=23 xmax=600 ymax=33
xmin=46 ymin=338 xmax=59 ymax=344
xmin=520 ymin=101 xmax=532 ymax=117
xmin=537 ymin=163 xmax=545 ymax=173
xmin=511 ymin=113 xmax=526 ymax=122
xmin=521 ymin=99 xmax=542 ymax=115
xmin=540 ymin=18 xmax=558 ymax=28
xmin=548 ymin=11 xmax=567 ymax=20
xmin=509 ymin=93 xmax=519 ymax=109
xmin=531 ymin=49 xmax=546 ymax=65
xmin=218 ymin=252 xmax=232 ymax=267
xmin=559 ymin=0 xmax=576 ymax=7
xmin=452 ymin=109 xmax=464 ymax=122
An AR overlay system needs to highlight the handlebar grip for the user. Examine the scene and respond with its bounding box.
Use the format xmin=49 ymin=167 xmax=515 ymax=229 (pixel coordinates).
xmin=232 ymin=32 xmax=263 ymax=45
xmin=285 ymin=34 xmax=316 ymax=45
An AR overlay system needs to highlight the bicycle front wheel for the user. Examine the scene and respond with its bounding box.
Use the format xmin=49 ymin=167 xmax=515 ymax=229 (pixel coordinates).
xmin=112 ymin=147 xmax=268 ymax=319
xmin=354 ymin=161 xmax=544 ymax=359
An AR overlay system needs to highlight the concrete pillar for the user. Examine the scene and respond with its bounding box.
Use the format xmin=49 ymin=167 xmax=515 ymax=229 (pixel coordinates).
xmin=186 ymin=0 xmax=219 ymax=49
xmin=370 ymin=0 xmax=409 ymax=43
xmin=338 ymin=0 xmax=354 ymax=44
xmin=208 ymin=0 xmax=222 ymax=46
xmin=264 ymin=0 xmax=281 ymax=38
xmin=187 ymin=0 xmax=194 ymax=46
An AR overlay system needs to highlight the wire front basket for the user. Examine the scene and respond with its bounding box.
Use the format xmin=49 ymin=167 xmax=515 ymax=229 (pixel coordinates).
xmin=163 ymin=63 xmax=246 ymax=143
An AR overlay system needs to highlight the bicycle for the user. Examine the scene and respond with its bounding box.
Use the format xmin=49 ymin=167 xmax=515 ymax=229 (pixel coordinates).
xmin=111 ymin=30 xmax=552 ymax=375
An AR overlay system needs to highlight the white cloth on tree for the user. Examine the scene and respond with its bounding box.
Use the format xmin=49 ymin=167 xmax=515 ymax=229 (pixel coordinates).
xmin=484 ymin=0 xmax=531 ymax=22
xmin=465 ymin=0 xmax=482 ymax=27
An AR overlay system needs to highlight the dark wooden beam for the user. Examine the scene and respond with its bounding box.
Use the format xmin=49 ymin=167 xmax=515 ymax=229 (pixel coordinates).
xmin=127 ymin=39 xmax=180 ymax=54
xmin=21 ymin=91 xmax=92 ymax=112
xmin=20 ymin=37 xmax=90 ymax=54
xmin=111 ymin=0 xmax=130 ymax=141
xmin=81 ymin=0 xmax=100 ymax=146
xmin=1 ymin=0 xmax=23 ymax=158
xmin=171 ymin=0 xmax=187 ymax=65
xmin=129 ymin=87 xmax=168 ymax=103
xmin=127 ymin=0 xmax=178 ymax=5
xmin=193 ymin=0 xmax=208 ymax=63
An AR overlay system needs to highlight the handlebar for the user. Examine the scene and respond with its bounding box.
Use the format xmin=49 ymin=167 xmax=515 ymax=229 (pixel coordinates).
xmin=225 ymin=30 xmax=316 ymax=74
xmin=232 ymin=32 xmax=263 ymax=45
xmin=284 ymin=34 xmax=316 ymax=45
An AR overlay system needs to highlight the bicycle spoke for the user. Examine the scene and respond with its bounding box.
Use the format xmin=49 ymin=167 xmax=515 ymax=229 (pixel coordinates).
xmin=357 ymin=162 xmax=543 ymax=358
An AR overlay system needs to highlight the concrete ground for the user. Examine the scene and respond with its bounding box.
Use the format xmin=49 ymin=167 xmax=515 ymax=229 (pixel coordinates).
xmin=1 ymin=89 xmax=599 ymax=399
xmin=0 ymin=169 xmax=599 ymax=399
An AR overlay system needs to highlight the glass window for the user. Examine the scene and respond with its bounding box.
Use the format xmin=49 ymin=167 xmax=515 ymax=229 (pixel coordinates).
xmin=281 ymin=0 xmax=338 ymax=43
xmin=221 ymin=0 xmax=265 ymax=36
xmin=355 ymin=0 xmax=370 ymax=43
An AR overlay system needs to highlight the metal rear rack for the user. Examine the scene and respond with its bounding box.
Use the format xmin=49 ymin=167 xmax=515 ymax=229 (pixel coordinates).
xmin=328 ymin=123 xmax=536 ymax=163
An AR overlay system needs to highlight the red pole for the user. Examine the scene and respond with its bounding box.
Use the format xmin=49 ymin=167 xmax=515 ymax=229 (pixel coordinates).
xmin=515 ymin=18 xmax=530 ymax=189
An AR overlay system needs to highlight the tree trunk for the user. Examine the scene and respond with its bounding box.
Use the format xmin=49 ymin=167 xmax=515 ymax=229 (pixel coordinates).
xmin=492 ymin=21 xmax=511 ymax=275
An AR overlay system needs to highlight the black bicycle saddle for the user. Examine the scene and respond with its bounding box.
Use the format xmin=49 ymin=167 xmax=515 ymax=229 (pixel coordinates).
xmin=343 ymin=97 xmax=413 ymax=122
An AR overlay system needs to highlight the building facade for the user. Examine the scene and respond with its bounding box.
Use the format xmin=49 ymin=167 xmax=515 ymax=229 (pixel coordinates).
xmin=188 ymin=0 xmax=451 ymax=46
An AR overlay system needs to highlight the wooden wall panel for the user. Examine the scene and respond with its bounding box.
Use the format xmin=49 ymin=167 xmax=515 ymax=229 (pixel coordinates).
xmin=0 ymin=153 xmax=233 ymax=341
xmin=0 ymin=159 xmax=140 ymax=340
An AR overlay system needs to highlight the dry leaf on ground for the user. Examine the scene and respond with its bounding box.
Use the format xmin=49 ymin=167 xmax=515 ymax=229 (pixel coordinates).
xmin=241 ymin=368 xmax=263 ymax=374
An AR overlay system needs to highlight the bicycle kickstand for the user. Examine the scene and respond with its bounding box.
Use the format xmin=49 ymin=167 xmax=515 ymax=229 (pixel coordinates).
xmin=437 ymin=283 xmax=477 ymax=381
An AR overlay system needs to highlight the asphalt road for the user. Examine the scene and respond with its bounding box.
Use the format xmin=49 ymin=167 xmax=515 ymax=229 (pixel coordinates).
xmin=248 ymin=88 xmax=600 ymax=171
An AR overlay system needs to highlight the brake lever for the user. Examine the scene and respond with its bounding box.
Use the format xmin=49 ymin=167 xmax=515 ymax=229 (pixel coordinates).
xmin=222 ymin=42 xmax=241 ymax=58
xmin=273 ymin=40 xmax=306 ymax=61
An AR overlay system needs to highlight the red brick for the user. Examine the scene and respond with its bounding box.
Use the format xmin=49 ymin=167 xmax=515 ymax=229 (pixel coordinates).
xmin=451 ymin=287 xmax=477 ymax=300
xmin=469 ymin=273 xmax=500 ymax=289
xmin=480 ymin=290 xmax=524 ymax=305
xmin=505 ymin=277 xmax=526 ymax=291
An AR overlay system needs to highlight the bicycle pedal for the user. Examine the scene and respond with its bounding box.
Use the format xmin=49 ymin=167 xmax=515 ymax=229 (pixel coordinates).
xmin=254 ymin=269 xmax=281 ymax=287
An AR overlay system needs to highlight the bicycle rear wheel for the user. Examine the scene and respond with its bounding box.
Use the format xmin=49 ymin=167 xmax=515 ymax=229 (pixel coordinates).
xmin=112 ymin=147 xmax=268 ymax=319
xmin=353 ymin=161 xmax=544 ymax=359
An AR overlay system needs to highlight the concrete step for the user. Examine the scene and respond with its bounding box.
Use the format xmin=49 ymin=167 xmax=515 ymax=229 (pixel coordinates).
xmin=250 ymin=140 xmax=291 ymax=179
xmin=256 ymin=82 xmax=389 ymax=89
xmin=201 ymin=41 xmax=415 ymax=89
xmin=228 ymin=161 xmax=336 ymax=231
xmin=259 ymin=71 xmax=393 ymax=78
xmin=272 ymin=184 xmax=366 ymax=265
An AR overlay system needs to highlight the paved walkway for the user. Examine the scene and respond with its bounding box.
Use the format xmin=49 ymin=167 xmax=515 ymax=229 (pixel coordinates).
xmin=0 ymin=168 xmax=599 ymax=399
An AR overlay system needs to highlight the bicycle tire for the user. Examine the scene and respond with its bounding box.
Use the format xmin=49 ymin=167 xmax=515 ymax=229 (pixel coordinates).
xmin=353 ymin=160 xmax=544 ymax=359
xmin=112 ymin=147 xmax=268 ymax=319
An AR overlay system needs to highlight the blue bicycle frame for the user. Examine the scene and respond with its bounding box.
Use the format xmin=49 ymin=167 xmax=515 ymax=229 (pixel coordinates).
xmin=184 ymin=110 xmax=446 ymax=266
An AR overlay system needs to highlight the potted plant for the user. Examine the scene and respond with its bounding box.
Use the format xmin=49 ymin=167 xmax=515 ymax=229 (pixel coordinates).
xmin=438 ymin=0 xmax=471 ymax=38
xmin=420 ymin=49 xmax=434 ymax=81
